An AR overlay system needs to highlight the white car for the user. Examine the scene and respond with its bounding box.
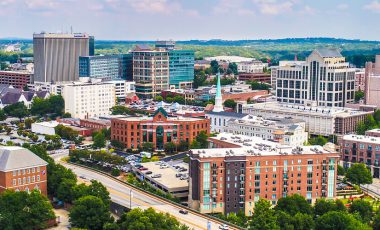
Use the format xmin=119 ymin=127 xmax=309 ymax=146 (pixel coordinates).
xmin=219 ymin=224 xmax=229 ymax=230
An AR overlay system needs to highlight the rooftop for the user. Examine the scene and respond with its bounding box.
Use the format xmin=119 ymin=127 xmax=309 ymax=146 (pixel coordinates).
xmin=191 ymin=133 xmax=335 ymax=158
xmin=0 ymin=146 xmax=47 ymax=171
xmin=32 ymin=121 xmax=61 ymax=128
xmin=206 ymin=111 xmax=248 ymax=118
xmin=342 ymin=134 xmax=380 ymax=145
xmin=315 ymin=48 xmax=343 ymax=58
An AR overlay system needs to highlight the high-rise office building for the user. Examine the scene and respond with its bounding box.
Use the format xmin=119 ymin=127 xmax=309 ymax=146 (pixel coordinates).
xmin=132 ymin=45 xmax=169 ymax=99
xmin=155 ymin=41 xmax=194 ymax=88
xmin=33 ymin=32 xmax=92 ymax=83
xmin=79 ymin=54 xmax=133 ymax=80
xmin=275 ymin=48 xmax=355 ymax=107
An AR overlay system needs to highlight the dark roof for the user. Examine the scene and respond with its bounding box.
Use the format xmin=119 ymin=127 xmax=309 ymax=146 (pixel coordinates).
xmin=315 ymin=48 xmax=342 ymax=58
xmin=134 ymin=44 xmax=152 ymax=51
xmin=0 ymin=92 xmax=21 ymax=105
xmin=36 ymin=91 xmax=48 ymax=98
xmin=153 ymin=107 xmax=168 ymax=117
xmin=22 ymin=91 xmax=35 ymax=101
xmin=0 ymin=87 xmax=21 ymax=96
xmin=206 ymin=111 xmax=248 ymax=118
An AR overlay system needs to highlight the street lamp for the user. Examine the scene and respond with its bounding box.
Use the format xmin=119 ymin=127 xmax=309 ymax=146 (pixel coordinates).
xmin=129 ymin=189 xmax=133 ymax=209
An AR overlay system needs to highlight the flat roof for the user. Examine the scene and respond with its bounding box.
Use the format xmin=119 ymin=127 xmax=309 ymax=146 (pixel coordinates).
xmin=343 ymin=134 xmax=380 ymax=145
xmin=192 ymin=133 xmax=336 ymax=158
xmin=32 ymin=121 xmax=60 ymax=128
xmin=139 ymin=162 xmax=188 ymax=189
xmin=114 ymin=115 xmax=204 ymax=122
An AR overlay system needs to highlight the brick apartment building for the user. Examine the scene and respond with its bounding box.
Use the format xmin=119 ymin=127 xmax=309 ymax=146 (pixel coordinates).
xmin=237 ymin=73 xmax=271 ymax=83
xmin=189 ymin=133 xmax=339 ymax=216
xmin=80 ymin=119 xmax=111 ymax=132
xmin=340 ymin=129 xmax=380 ymax=178
xmin=0 ymin=71 xmax=33 ymax=89
xmin=111 ymin=108 xmax=210 ymax=149
xmin=0 ymin=146 xmax=48 ymax=195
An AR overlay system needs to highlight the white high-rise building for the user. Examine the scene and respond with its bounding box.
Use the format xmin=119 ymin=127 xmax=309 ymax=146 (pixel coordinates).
xmin=61 ymin=78 xmax=115 ymax=119
xmin=275 ymin=48 xmax=356 ymax=107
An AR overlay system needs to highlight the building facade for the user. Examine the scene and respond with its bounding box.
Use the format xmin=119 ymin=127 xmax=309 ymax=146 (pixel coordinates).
xmin=79 ymin=54 xmax=133 ymax=81
xmin=365 ymin=55 xmax=380 ymax=107
xmin=0 ymin=71 xmax=33 ymax=89
xmin=111 ymin=108 xmax=210 ymax=149
xmin=33 ymin=33 xmax=93 ymax=83
xmin=237 ymin=61 xmax=267 ymax=73
xmin=189 ymin=133 xmax=339 ymax=216
xmin=132 ymin=45 xmax=169 ymax=99
xmin=107 ymin=80 xmax=136 ymax=101
xmin=241 ymin=102 xmax=373 ymax=136
xmin=275 ymin=48 xmax=355 ymax=107
xmin=169 ymin=49 xmax=195 ymax=88
xmin=0 ymin=146 xmax=48 ymax=195
xmin=340 ymin=132 xmax=380 ymax=178
xmin=61 ymin=79 xmax=116 ymax=119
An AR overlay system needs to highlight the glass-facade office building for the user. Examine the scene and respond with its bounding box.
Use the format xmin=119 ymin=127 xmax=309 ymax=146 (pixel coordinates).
xmin=169 ymin=50 xmax=194 ymax=88
xmin=79 ymin=54 xmax=133 ymax=81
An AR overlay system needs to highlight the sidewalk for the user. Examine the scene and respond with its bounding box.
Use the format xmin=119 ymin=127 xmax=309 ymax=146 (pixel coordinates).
xmin=49 ymin=209 xmax=70 ymax=230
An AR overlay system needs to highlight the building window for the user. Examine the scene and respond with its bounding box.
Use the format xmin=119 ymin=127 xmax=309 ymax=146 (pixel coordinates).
xmin=12 ymin=179 xmax=16 ymax=186
xmin=12 ymin=170 xmax=16 ymax=176
xmin=37 ymin=175 xmax=40 ymax=182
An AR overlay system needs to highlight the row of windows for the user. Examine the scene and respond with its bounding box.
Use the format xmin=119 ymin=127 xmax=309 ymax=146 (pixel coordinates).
xmin=12 ymin=167 xmax=40 ymax=176
xmin=12 ymin=175 xmax=41 ymax=186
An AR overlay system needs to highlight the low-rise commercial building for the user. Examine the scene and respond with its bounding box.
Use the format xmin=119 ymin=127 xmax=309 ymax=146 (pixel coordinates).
xmin=31 ymin=121 xmax=60 ymax=135
xmin=80 ymin=119 xmax=111 ymax=132
xmin=340 ymin=133 xmax=380 ymax=177
xmin=237 ymin=73 xmax=271 ymax=83
xmin=111 ymin=108 xmax=210 ymax=149
xmin=0 ymin=71 xmax=33 ymax=89
xmin=237 ymin=61 xmax=268 ymax=74
xmin=241 ymin=102 xmax=373 ymax=136
xmin=0 ymin=146 xmax=48 ymax=195
xmin=189 ymin=133 xmax=339 ymax=216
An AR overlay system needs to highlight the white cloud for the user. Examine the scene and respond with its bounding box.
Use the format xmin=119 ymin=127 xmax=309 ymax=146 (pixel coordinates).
xmin=214 ymin=0 xmax=254 ymax=16
xmin=253 ymin=0 xmax=294 ymax=15
xmin=363 ymin=0 xmax=380 ymax=13
xmin=337 ymin=3 xmax=348 ymax=10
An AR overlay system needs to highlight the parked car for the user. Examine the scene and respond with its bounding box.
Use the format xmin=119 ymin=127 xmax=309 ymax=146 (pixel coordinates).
xmin=219 ymin=224 xmax=229 ymax=230
xmin=145 ymin=171 xmax=153 ymax=175
xmin=179 ymin=209 xmax=188 ymax=214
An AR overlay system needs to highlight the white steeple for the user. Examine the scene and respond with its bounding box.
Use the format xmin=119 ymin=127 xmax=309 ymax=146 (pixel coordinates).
xmin=213 ymin=72 xmax=223 ymax=112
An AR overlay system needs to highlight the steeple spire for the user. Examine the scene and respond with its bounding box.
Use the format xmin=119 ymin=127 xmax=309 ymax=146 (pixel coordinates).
xmin=213 ymin=72 xmax=223 ymax=112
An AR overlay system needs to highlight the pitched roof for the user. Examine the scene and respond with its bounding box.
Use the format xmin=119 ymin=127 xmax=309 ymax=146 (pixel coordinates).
xmin=36 ymin=91 xmax=49 ymax=98
xmin=153 ymin=107 xmax=168 ymax=117
xmin=0 ymin=92 xmax=22 ymax=105
xmin=134 ymin=44 xmax=152 ymax=51
xmin=315 ymin=48 xmax=342 ymax=58
xmin=22 ymin=91 xmax=35 ymax=101
xmin=206 ymin=111 xmax=248 ymax=118
xmin=0 ymin=146 xmax=47 ymax=171
xmin=0 ymin=87 xmax=21 ymax=96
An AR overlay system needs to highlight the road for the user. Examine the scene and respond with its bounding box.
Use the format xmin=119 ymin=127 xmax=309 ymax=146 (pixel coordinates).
xmin=50 ymin=151 xmax=234 ymax=230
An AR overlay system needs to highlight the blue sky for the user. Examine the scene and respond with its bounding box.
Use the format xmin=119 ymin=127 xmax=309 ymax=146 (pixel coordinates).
xmin=0 ymin=0 xmax=379 ymax=40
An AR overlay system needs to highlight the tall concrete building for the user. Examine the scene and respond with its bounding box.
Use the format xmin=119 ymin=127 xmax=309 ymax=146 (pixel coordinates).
xmin=365 ymin=55 xmax=380 ymax=107
xmin=132 ymin=45 xmax=169 ymax=99
xmin=33 ymin=33 xmax=93 ymax=83
xmin=275 ymin=48 xmax=356 ymax=107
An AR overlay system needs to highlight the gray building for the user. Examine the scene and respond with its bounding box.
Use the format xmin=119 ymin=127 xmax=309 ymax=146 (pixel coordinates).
xmin=275 ymin=48 xmax=356 ymax=107
xmin=79 ymin=54 xmax=133 ymax=81
xmin=33 ymin=33 xmax=93 ymax=83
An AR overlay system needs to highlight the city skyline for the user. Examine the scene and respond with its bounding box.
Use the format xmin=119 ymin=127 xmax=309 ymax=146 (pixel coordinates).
xmin=0 ymin=0 xmax=379 ymax=41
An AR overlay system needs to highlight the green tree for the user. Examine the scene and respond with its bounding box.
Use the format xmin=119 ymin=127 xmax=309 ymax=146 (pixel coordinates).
xmin=314 ymin=198 xmax=347 ymax=217
xmin=173 ymin=95 xmax=186 ymax=104
xmin=93 ymin=132 xmax=106 ymax=149
xmin=117 ymin=207 xmax=188 ymax=230
xmin=346 ymin=163 xmax=373 ymax=187
xmin=337 ymin=165 xmax=345 ymax=176
xmin=154 ymin=95 xmax=163 ymax=102
xmin=251 ymin=80 xmax=270 ymax=90
xmin=57 ymin=178 xmax=77 ymax=203
xmin=48 ymin=95 xmax=65 ymax=115
xmin=0 ymin=190 xmax=56 ymax=230
xmin=355 ymin=90 xmax=365 ymax=102
xmin=190 ymin=139 xmax=201 ymax=149
xmin=87 ymin=180 xmax=111 ymax=208
xmin=3 ymin=102 xmax=29 ymax=121
xmin=0 ymin=109 xmax=6 ymax=121
xmin=142 ymin=142 xmax=154 ymax=151
xmin=228 ymin=62 xmax=238 ymax=75
xmin=164 ymin=142 xmax=177 ymax=154
xmin=223 ymin=99 xmax=237 ymax=109
xmin=24 ymin=118 xmax=33 ymax=129
xmin=196 ymin=131 xmax=208 ymax=148
xmin=356 ymin=121 xmax=367 ymax=135
xmin=309 ymin=135 xmax=328 ymax=146
xmin=177 ymin=140 xmax=189 ymax=151
xmin=62 ymin=112 xmax=72 ymax=118
xmin=349 ymin=199 xmax=373 ymax=223
xmin=249 ymin=199 xmax=279 ymax=230
xmin=30 ymin=97 xmax=50 ymax=116
xmin=374 ymin=109 xmax=380 ymax=123
xmin=276 ymin=211 xmax=314 ymax=230
xmin=69 ymin=195 xmax=113 ymax=230
xmin=275 ymin=194 xmax=312 ymax=216
xmin=210 ymin=60 xmax=219 ymax=74
xmin=111 ymin=139 xmax=125 ymax=149
xmin=373 ymin=211 xmax=380 ymax=230
xmin=110 ymin=105 xmax=131 ymax=115
xmin=315 ymin=211 xmax=371 ymax=230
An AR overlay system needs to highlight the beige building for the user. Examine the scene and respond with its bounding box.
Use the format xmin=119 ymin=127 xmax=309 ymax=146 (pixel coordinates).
xmin=365 ymin=55 xmax=380 ymax=107
xmin=62 ymin=78 xmax=116 ymax=119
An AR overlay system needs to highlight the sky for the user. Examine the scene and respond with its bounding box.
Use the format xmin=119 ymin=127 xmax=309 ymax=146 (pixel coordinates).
xmin=0 ymin=0 xmax=379 ymax=41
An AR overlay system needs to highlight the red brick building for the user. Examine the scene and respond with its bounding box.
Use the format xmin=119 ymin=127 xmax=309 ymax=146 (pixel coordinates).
xmin=0 ymin=71 xmax=33 ymax=89
xmin=238 ymin=73 xmax=271 ymax=83
xmin=111 ymin=108 xmax=210 ymax=149
xmin=189 ymin=133 xmax=339 ymax=216
xmin=0 ymin=146 xmax=48 ymax=195
xmin=80 ymin=119 xmax=111 ymax=132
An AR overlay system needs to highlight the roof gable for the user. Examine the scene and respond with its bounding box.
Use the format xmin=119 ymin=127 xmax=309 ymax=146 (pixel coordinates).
xmin=0 ymin=146 xmax=47 ymax=171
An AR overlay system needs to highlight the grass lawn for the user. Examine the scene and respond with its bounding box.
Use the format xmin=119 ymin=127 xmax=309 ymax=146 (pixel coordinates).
xmin=339 ymin=196 xmax=380 ymax=211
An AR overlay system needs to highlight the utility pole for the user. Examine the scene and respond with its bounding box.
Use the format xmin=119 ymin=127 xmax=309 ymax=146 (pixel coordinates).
xmin=129 ymin=189 xmax=133 ymax=209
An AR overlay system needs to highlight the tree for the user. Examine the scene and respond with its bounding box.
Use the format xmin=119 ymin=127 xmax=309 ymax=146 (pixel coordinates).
xmin=276 ymin=211 xmax=314 ymax=230
xmin=337 ymin=165 xmax=345 ymax=176
xmin=111 ymin=105 xmax=131 ymax=115
xmin=69 ymin=195 xmax=113 ymax=230
xmin=355 ymin=90 xmax=365 ymax=102
xmin=346 ymin=163 xmax=373 ymax=187
xmin=195 ymin=131 xmax=208 ymax=148
xmin=164 ymin=142 xmax=176 ymax=154
xmin=356 ymin=121 xmax=367 ymax=135
xmin=190 ymin=139 xmax=201 ymax=149
xmin=30 ymin=97 xmax=50 ymax=116
xmin=249 ymin=199 xmax=279 ymax=230
xmin=228 ymin=62 xmax=238 ymax=75
xmin=154 ymin=95 xmax=163 ymax=102
xmin=275 ymin=194 xmax=312 ymax=216
xmin=223 ymin=99 xmax=237 ymax=109
xmin=0 ymin=109 xmax=6 ymax=121
xmin=3 ymin=102 xmax=29 ymax=121
xmin=349 ymin=199 xmax=373 ymax=223
xmin=374 ymin=109 xmax=380 ymax=124
xmin=93 ymin=132 xmax=106 ymax=149
xmin=0 ymin=190 xmax=56 ymax=230
xmin=314 ymin=198 xmax=347 ymax=217
xmin=116 ymin=207 xmax=188 ymax=230
xmin=57 ymin=178 xmax=77 ymax=203
xmin=142 ymin=142 xmax=154 ymax=151
xmin=62 ymin=112 xmax=72 ymax=118
xmin=251 ymin=81 xmax=270 ymax=90
xmin=111 ymin=139 xmax=125 ymax=150
xmin=210 ymin=60 xmax=219 ymax=74
xmin=177 ymin=140 xmax=189 ymax=151
xmin=24 ymin=118 xmax=33 ymax=129
xmin=87 ymin=180 xmax=111 ymax=207
xmin=309 ymin=135 xmax=328 ymax=146
xmin=315 ymin=211 xmax=371 ymax=230
xmin=373 ymin=211 xmax=380 ymax=230
xmin=48 ymin=95 xmax=65 ymax=115
xmin=173 ymin=95 xmax=186 ymax=104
